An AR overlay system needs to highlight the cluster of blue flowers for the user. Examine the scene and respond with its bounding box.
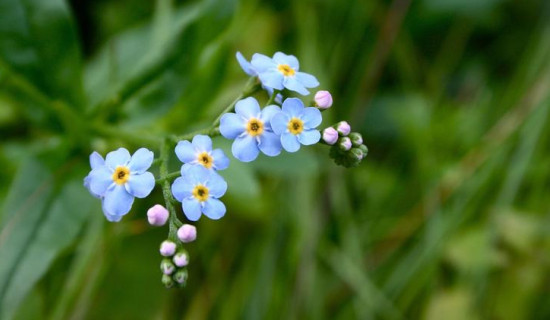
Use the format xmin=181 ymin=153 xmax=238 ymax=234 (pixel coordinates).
xmin=84 ymin=50 xmax=366 ymax=288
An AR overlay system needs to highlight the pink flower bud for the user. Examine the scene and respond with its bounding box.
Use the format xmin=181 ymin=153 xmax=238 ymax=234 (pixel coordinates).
xmin=160 ymin=240 xmax=176 ymax=256
xmin=337 ymin=121 xmax=351 ymax=136
xmin=339 ymin=137 xmax=352 ymax=151
xmin=314 ymin=90 xmax=333 ymax=109
xmin=147 ymin=204 xmax=169 ymax=226
xmin=173 ymin=251 xmax=189 ymax=267
xmin=322 ymin=127 xmax=339 ymax=145
xmin=177 ymin=224 xmax=197 ymax=243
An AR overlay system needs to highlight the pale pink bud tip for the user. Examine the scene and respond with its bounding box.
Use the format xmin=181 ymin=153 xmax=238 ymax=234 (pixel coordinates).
xmin=314 ymin=90 xmax=333 ymax=109
xmin=173 ymin=252 xmax=189 ymax=267
xmin=340 ymin=137 xmax=352 ymax=151
xmin=147 ymin=204 xmax=169 ymax=226
xmin=337 ymin=121 xmax=351 ymax=136
xmin=322 ymin=127 xmax=339 ymax=145
xmin=160 ymin=240 xmax=176 ymax=257
xmin=177 ymin=224 xmax=197 ymax=243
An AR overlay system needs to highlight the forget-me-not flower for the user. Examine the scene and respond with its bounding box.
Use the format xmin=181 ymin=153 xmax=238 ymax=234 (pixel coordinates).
xmin=236 ymin=52 xmax=257 ymax=76
xmin=220 ymin=97 xmax=282 ymax=162
xmin=86 ymin=148 xmax=155 ymax=222
xmin=175 ymin=135 xmax=230 ymax=171
xmin=251 ymin=52 xmax=319 ymax=95
xmin=171 ymin=165 xmax=227 ymax=221
xmin=271 ymin=98 xmax=322 ymax=152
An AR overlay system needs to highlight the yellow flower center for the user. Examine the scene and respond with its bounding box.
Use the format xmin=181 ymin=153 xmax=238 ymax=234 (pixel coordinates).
xmin=287 ymin=118 xmax=304 ymax=135
xmin=192 ymin=184 xmax=209 ymax=202
xmin=246 ymin=118 xmax=264 ymax=137
xmin=112 ymin=166 xmax=130 ymax=185
xmin=277 ymin=64 xmax=295 ymax=76
xmin=197 ymin=152 xmax=213 ymax=169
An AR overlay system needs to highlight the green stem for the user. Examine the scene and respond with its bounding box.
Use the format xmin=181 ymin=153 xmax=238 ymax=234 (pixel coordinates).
xmin=266 ymin=89 xmax=281 ymax=105
xmin=171 ymin=77 xmax=260 ymax=143
xmin=156 ymin=171 xmax=180 ymax=184
xmin=159 ymin=139 xmax=183 ymax=241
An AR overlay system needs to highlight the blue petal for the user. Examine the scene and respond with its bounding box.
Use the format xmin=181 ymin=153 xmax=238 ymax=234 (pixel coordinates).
xmin=259 ymin=105 xmax=282 ymax=128
xmin=192 ymin=135 xmax=212 ymax=152
xmin=126 ymin=172 xmax=155 ymax=198
xmin=203 ymin=198 xmax=226 ymax=220
xmin=296 ymin=72 xmax=319 ymax=88
xmin=183 ymin=164 xmax=211 ymax=184
xmin=171 ymin=177 xmax=193 ymax=202
xmin=205 ymin=172 xmax=227 ymax=198
xmin=273 ymin=52 xmax=299 ymax=70
xmin=284 ymin=76 xmax=309 ymax=95
xmin=258 ymin=71 xmax=284 ymax=90
xmin=259 ymin=131 xmax=282 ymax=157
xmin=235 ymin=97 xmax=261 ymax=119
xmin=105 ymin=148 xmax=131 ymax=169
xmin=232 ymin=135 xmax=260 ymax=162
xmin=270 ymin=112 xmax=290 ymax=135
xmin=298 ymin=129 xmax=321 ymax=145
xmin=251 ymin=53 xmax=276 ymax=73
xmin=128 ymin=148 xmax=153 ymax=174
xmin=236 ymin=52 xmax=256 ymax=76
xmin=83 ymin=175 xmax=101 ymax=199
xmin=211 ymin=149 xmax=230 ymax=170
xmin=89 ymin=152 xmax=104 ymax=170
xmin=103 ymin=184 xmax=134 ymax=217
xmin=102 ymin=200 xmax=123 ymax=222
xmin=282 ymin=98 xmax=304 ymax=118
xmin=175 ymin=140 xmax=196 ymax=163
xmin=301 ymin=107 xmax=322 ymax=128
xmin=182 ymin=198 xmax=202 ymax=221
xmin=88 ymin=166 xmax=114 ymax=196
xmin=220 ymin=113 xmax=246 ymax=139
xmin=281 ymin=132 xmax=301 ymax=152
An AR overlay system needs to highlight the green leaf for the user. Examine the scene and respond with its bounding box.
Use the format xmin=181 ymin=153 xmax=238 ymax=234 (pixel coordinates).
xmin=0 ymin=178 xmax=96 ymax=320
xmin=0 ymin=0 xmax=84 ymax=107
xmin=0 ymin=159 xmax=53 ymax=306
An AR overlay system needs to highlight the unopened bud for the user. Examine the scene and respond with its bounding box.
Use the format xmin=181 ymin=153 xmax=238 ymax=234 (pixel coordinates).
xmin=162 ymin=274 xmax=174 ymax=288
xmin=177 ymin=224 xmax=197 ymax=243
xmin=173 ymin=269 xmax=189 ymax=285
xmin=314 ymin=90 xmax=333 ymax=109
xmin=147 ymin=204 xmax=169 ymax=226
xmin=339 ymin=137 xmax=352 ymax=151
xmin=350 ymin=148 xmax=364 ymax=160
xmin=161 ymin=258 xmax=175 ymax=275
xmin=358 ymin=144 xmax=368 ymax=157
xmin=349 ymin=132 xmax=363 ymax=146
xmin=337 ymin=121 xmax=351 ymax=136
xmin=322 ymin=127 xmax=339 ymax=145
xmin=173 ymin=250 xmax=189 ymax=267
xmin=160 ymin=240 xmax=176 ymax=257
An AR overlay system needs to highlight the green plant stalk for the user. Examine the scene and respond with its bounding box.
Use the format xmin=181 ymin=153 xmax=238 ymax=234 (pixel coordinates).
xmin=159 ymin=138 xmax=183 ymax=241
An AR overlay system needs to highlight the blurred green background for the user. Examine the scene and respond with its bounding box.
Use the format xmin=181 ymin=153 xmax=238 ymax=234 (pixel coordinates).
xmin=1 ymin=0 xmax=550 ymax=319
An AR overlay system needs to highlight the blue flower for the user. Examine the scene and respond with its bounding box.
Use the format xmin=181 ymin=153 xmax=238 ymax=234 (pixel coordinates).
xmin=237 ymin=52 xmax=282 ymax=103
xmin=175 ymin=135 xmax=230 ymax=171
xmin=270 ymin=98 xmax=322 ymax=152
xmin=251 ymin=52 xmax=319 ymax=95
xmin=220 ymin=97 xmax=282 ymax=162
xmin=171 ymin=165 xmax=227 ymax=221
xmin=86 ymin=148 xmax=155 ymax=222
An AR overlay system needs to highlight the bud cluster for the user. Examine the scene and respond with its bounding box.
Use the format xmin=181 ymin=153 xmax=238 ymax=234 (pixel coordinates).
xmin=323 ymin=121 xmax=368 ymax=167
xmin=157 ymin=223 xmax=196 ymax=288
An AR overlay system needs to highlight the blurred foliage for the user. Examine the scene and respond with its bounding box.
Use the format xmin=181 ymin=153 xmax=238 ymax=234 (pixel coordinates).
xmin=1 ymin=0 xmax=550 ymax=319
